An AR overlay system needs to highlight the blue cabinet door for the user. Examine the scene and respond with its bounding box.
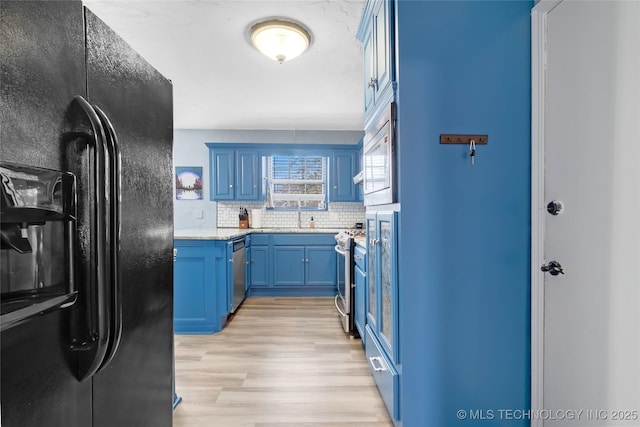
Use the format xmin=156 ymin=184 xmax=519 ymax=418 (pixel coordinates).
xmin=236 ymin=149 xmax=260 ymax=200
xmin=211 ymin=149 xmax=234 ymax=200
xmin=358 ymin=0 xmax=395 ymax=124
xmin=245 ymin=246 xmax=251 ymax=292
xmin=357 ymin=144 xmax=364 ymax=202
xmin=174 ymin=241 xmax=218 ymax=334
xmin=331 ymin=151 xmax=357 ymax=202
xmin=366 ymin=213 xmax=378 ymax=332
xmin=354 ymin=264 xmax=366 ymax=338
xmin=373 ymin=0 xmax=392 ymax=104
xmin=226 ymin=241 xmax=234 ymax=314
xmin=250 ymin=246 xmax=270 ymax=288
xmin=305 ymin=246 xmax=337 ymax=287
xmin=174 ymin=245 xmax=209 ymax=323
xmin=376 ymin=211 xmax=398 ymax=363
xmin=362 ymin=19 xmax=375 ymax=116
xmin=273 ymin=246 xmax=305 ymax=287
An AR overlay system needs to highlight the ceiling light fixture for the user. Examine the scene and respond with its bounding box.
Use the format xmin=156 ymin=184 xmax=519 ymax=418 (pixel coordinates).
xmin=250 ymin=19 xmax=311 ymax=63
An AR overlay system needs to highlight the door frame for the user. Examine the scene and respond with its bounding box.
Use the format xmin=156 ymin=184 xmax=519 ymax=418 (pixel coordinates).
xmin=531 ymin=2 xmax=562 ymax=426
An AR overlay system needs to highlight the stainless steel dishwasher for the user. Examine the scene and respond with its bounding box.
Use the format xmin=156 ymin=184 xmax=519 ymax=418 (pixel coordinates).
xmin=230 ymin=237 xmax=246 ymax=313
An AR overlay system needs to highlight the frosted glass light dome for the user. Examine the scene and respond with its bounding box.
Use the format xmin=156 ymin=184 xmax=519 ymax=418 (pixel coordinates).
xmin=250 ymin=19 xmax=311 ymax=63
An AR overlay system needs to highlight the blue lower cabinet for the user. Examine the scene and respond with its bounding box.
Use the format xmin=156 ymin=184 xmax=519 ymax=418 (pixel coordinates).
xmin=250 ymin=245 xmax=269 ymax=288
xmin=365 ymin=325 xmax=399 ymax=422
xmin=354 ymin=244 xmax=366 ymax=338
xmin=354 ymin=267 xmax=366 ymax=338
xmin=305 ymin=246 xmax=336 ymax=287
xmin=273 ymin=246 xmax=306 ymax=287
xmin=173 ymin=239 xmax=230 ymax=334
xmin=365 ymin=211 xmax=400 ymax=424
xmin=248 ymin=233 xmax=338 ymax=296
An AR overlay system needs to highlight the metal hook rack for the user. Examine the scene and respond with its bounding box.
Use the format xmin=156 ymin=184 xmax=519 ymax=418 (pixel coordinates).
xmin=440 ymin=134 xmax=489 ymax=145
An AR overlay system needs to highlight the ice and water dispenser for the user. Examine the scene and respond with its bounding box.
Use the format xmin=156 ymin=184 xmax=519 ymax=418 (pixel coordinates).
xmin=0 ymin=162 xmax=78 ymax=330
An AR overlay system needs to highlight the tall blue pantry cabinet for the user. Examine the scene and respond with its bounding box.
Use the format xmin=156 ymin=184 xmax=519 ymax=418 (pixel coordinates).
xmin=357 ymin=0 xmax=399 ymax=424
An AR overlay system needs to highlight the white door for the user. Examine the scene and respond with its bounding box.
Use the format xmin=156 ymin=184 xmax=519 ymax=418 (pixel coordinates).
xmin=533 ymin=1 xmax=640 ymax=426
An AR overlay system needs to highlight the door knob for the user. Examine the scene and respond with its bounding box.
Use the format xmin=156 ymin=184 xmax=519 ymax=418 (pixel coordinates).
xmin=541 ymin=261 xmax=565 ymax=276
xmin=546 ymin=200 xmax=563 ymax=216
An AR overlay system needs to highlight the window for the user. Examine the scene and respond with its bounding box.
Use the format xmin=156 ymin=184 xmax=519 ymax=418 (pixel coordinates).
xmin=266 ymin=155 xmax=326 ymax=209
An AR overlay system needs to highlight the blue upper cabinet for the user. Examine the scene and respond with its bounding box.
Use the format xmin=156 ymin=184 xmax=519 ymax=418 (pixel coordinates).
xmin=207 ymin=143 xmax=360 ymax=202
xmin=210 ymin=148 xmax=261 ymax=201
xmin=373 ymin=0 xmax=392 ymax=102
xmin=362 ymin=20 xmax=375 ymax=115
xmin=330 ymin=151 xmax=357 ymax=202
xmin=236 ymin=149 xmax=260 ymax=200
xmin=211 ymin=148 xmax=234 ymax=200
xmin=358 ymin=0 xmax=395 ymax=127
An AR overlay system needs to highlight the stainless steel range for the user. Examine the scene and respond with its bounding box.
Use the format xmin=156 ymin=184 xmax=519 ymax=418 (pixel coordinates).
xmin=334 ymin=229 xmax=365 ymax=337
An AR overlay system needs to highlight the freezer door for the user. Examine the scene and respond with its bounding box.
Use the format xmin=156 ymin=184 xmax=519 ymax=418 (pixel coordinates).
xmin=84 ymin=8 xmax=174 ymax=427
xmin=0 ymin=2 xmax=92 ymax=426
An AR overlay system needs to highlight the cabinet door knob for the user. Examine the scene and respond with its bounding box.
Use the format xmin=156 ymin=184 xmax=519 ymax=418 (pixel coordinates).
xmin=229 ymin=184 xmax=233 ymax=188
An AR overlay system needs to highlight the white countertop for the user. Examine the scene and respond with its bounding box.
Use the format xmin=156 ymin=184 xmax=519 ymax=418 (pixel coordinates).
xmin=174 ymin=227 xmax=343 ymax=240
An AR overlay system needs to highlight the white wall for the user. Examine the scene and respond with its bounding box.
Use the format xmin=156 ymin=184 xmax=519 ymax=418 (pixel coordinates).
xmin=172 ymin=129 xmax=364 ymax=230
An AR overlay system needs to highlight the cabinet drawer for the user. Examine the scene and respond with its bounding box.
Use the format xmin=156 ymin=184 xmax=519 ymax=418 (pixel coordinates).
xmin=271 ymin=233 xmax=335 ymax=246
xmin=365 ymin=325 xmax=399 ymax=421
xmin=354 ymin=244 xmax=366 ymax=270
xmin=174 ymin=239 xmax=206 ymax=248
xmin=250 ymin=233 xmax=271 ymax=245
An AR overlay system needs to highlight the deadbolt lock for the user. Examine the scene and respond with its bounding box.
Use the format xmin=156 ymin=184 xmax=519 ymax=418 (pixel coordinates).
xmin=546 ymin=200 xmax=564 ymax=216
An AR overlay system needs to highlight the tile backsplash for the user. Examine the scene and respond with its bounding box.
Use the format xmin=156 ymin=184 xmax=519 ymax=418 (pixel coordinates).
xmin=218 ymin=201 xmax=365 ymax=229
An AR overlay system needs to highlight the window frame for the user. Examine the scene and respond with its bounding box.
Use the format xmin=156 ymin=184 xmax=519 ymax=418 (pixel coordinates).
xmin=265 ymin=155 xmax=328 ymax=211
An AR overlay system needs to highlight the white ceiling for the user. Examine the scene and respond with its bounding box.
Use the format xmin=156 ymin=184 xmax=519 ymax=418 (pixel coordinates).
xmin=83 ymin=0 xmax=366 ymax=131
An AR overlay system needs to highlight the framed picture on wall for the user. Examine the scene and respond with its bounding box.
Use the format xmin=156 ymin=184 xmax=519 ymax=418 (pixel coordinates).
xmin=175 ymin=166 xmax=203 ymax=200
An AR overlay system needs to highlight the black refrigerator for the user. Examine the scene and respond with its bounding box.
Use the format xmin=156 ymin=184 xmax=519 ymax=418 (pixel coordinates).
xmin=0 ymin=2 xmax=174 ymax=426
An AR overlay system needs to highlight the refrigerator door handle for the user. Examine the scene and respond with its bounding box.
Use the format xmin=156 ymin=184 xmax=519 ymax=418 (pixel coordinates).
xmin=94 ymin=105 xmax=123 ymax=371
xmin=93 ymin=105 xmax=122 ymax=369
xmin=70 ymin=95 xmax=112 ymax=381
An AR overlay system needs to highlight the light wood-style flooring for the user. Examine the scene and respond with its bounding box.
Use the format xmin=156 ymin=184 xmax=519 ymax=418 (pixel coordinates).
xmin=173 ymin=296 xmax=393 ymax=427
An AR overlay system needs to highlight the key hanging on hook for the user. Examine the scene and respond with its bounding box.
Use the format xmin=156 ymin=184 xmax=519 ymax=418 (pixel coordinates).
xmin=469 ymin=139 xmax=476 ymax=165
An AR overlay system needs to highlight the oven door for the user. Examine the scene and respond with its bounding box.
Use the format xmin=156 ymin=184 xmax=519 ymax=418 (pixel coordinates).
xmin=334 ymin=244 xmax=351 ymax=333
